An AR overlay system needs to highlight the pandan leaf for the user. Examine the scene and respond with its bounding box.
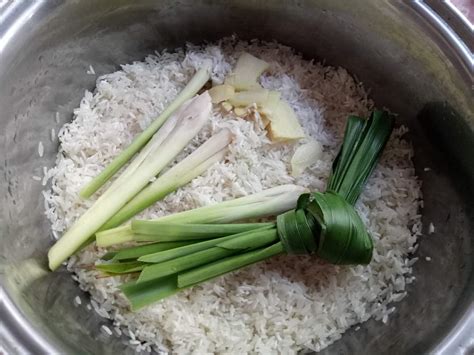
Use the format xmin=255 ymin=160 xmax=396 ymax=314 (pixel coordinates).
xmin=111 ymin=242 xmax=195 ymax=261
xmin=120 ymin=276 xmax=181 ymax=310
xmin=310 ymin=192 xmax=373 ymax=264
xmin=96 ymin=261 xmax=145 ymax=274
xmin=328 ymin=111 xmax=394 ymax=204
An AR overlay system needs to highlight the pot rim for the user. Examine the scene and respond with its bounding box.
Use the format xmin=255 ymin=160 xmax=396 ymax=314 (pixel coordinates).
xmin=0 ymin=1 xmax=472 ymax=354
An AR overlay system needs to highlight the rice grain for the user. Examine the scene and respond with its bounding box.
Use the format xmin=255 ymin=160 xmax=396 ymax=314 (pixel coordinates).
xmin=44 ymin=38 xmax=423 ymax=354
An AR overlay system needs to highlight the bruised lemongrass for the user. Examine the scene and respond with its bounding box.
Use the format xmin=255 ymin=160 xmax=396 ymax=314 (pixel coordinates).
xmin=96 ymin=225 xmax=136 ymax=247
xmin=151 ymin=184 xmax=307 ymax=224
xmin=100 ymin=129 xmax=233 ymax=231
xmin=97 ymin=184 xmax=306 ymax=245
xmin=79 ymin=68 xmax=210 ymax=199
xmin=47 ymin=92 xmax=212 ymax=270
xmin=97 ymin=222 xmax=272 ymax=247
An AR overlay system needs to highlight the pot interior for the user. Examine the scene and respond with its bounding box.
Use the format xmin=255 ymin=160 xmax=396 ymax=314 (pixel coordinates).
xmin=0 ymin=1 xmax=472 ymax=354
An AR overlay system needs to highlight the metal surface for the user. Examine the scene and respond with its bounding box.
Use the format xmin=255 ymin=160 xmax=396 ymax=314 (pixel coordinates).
xmin=0 ymin=0 xmax=472 ymax=354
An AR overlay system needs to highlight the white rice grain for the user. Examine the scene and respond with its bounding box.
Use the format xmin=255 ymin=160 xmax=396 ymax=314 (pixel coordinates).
xmin=428 ymin=222 xmax=435 ymax=234
xmin=74 ymin=296 xmax=82 ymax=306
xmin=87 ymin=65 xmax=96 ymax=75
xmin=101 ymin=325 xmax=113 ymax=336
xmin=44 ymin=38 xmax=423 ymax=354
xmin=38 ymin=141 xmax=44 ymax=157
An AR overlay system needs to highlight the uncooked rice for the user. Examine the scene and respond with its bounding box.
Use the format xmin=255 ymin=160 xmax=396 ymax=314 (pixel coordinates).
xmin=43 ymin=37 xmax=423 ymax=354
xmin=38 ymin=141 xmax=44 ymax=157
xmin=428 ymin=222 xmax=435 ymax=234
xmin=87 ymin=65 xmax=96 ymax=75
xmin=74 ymin=295 xmax=82 ymax=305
xmin=101 ymin=324 xmax=113 ymax=336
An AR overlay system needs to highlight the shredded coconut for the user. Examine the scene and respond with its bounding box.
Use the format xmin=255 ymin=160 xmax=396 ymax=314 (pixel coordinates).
xmin=44 ymin=38 xmax=423 ymax=354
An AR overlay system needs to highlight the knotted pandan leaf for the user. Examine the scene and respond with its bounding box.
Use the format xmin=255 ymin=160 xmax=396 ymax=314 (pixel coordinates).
xmin=277 ymin=110 xmax=393 ymax=264
xmin=308 ymin=192 xmax=372 ymax=264
xmin=277 ymin=193 xmax=318 ymax=255
xmin=276 ymin=192 xmax=372 ymax=264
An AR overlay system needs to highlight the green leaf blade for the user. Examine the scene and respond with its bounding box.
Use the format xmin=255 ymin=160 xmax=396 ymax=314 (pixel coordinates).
xmin=327 ymin=111 xmax=394 ymax=205
xmin=178 ymin=242 xmax=284 ymax=288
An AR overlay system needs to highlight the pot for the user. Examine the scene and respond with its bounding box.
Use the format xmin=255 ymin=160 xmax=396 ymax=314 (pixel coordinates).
xmin=0 ymin=1 xmax=472 ymax=354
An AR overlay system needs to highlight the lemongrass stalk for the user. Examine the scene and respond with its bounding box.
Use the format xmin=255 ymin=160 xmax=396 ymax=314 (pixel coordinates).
xmin=178 ymin=242 xmax=284 ymax=287
xmin=103 ymin=241 xmax=197 ymax=261
xmin=79 ymin=68 xmax=210 ymax=198
xmin=137 ymin=228 xmax=278 ymax=282
xmin=154 ymin=184 xmax=307 ymax=224
xmin=48 ymin=92 xmax=212 ymax=270
xmin=97 ymin=184 xmax=306 ymax=246
xmin=131 ymin=221 xmax=272 ymax=238
xmin=120 ymin=276 xmax=178 ymax=310
xmin=97 ymin=103 xmax=182 ymax=200
xmin=138 ymin=226 xmax=274 ymax=264
xmin=100 ymin=129 xmax=233 ymax=230
xmin=97 ymin=222 xmax=271 ymax=247
xmin=96 ymin=226 xmax=137 ymax=247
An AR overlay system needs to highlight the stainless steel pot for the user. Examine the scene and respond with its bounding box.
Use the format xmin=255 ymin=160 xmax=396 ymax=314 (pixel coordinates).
xmin=0 ymin=1 xmax=472 ymax=354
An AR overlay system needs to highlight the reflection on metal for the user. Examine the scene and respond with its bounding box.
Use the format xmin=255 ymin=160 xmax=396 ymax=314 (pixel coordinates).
xmin=0 ymin=0 xmax=45 ymax=53
xmin=0 ymin=0 xmax=472 ymax=354
xmin=411 ymin=0 xmax=473 ymax=81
